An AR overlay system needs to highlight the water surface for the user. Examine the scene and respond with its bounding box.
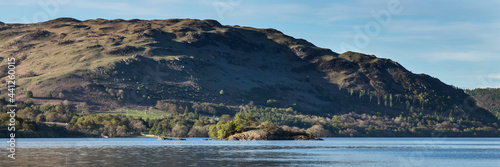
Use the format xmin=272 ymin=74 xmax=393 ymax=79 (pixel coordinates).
xmin=1 ymin=138 xmax=499 ymax=167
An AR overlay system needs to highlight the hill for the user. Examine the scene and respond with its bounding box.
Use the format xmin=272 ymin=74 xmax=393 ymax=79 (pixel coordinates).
xmin=0 ymin=18 xmax=498 ymax=137
xmin=467 ymin=88 xmax=500 ymax=119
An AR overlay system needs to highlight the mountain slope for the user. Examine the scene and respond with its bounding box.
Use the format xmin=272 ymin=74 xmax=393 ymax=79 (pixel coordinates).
xmin=467 ymin=88 xmax=500 ymax=119
xmin=0 ymin=18 xmax=498 ymax=129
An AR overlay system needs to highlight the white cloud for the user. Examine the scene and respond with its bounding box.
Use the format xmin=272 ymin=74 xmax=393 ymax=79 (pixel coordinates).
xmin=420 ymin=51 xmax=497 ymax=62
xmin=475 ymin=74 xmax=500 ymax=88
xmin=384 ymin=20 xmax=500 ymax=63
xmin=2 ymin=0 xmax=40 ymax=6
xmin=70 ymin=0 xmax=207 ymax=17
xmin=488 ymin=74 xmax=500 ymax=79
xmin=71 ymin=1 xmax=163 ymax=16
xmin=220 ymin=3 xmax=310 ymax=22
xmin=479 ymin=86 xmax=499 ymax=89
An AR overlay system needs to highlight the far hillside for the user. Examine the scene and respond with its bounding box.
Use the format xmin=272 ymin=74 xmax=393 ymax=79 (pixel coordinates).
xmin=467 ymin=88 xmax=500 ymax=119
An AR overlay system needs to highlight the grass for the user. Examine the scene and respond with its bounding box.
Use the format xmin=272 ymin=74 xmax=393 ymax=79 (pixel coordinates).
xmin=42 ymin=122 xmax=69 ymax=128
xmin=101 ymin=109 xmax=169 ymax=120
xmin=321 ymin=55 xmax=335 ymax=61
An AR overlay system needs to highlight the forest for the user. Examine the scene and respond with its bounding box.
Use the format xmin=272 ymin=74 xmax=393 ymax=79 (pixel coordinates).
xmin=1 ymin=94 xmax=499 ymax=138
xmin=466 ymin=88 xmax=500 ymax=119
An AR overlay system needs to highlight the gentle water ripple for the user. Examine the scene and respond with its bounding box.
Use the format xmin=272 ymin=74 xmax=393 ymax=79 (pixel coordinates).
xmin=1 ymin=138 xmax=499 ymax=167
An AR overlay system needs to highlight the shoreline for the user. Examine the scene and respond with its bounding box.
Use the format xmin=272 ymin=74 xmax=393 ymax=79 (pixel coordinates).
xmin=4 ymin=135 xmax=500 ymax=139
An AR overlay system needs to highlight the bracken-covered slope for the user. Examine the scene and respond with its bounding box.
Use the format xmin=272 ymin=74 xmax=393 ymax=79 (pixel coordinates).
xmin=0 ymin=18 xmax=496 ymax=124
xmin=467 ymin=88 xmax=500 ymax=119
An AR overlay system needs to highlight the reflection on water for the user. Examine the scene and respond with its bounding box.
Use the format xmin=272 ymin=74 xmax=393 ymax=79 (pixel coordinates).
xmin=1 ymin=138 xmax=500 ymax=167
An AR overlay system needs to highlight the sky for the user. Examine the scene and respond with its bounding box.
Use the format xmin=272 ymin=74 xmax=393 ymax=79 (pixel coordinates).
xmin=1 ymin=0 xmax=499 ymax=89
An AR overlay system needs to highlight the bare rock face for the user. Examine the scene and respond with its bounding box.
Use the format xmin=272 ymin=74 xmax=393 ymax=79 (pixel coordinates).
xmin=227 ymin=130 xmax=268 ymax=140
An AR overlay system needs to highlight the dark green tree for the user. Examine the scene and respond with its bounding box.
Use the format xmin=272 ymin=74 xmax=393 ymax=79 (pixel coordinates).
xmin=209 ymin=121 xmax=237 ymax=139
xmin=46 ymin=92 xmax=53 ymax=99
xmin=26 ymin=91 xmax=33 ymax=98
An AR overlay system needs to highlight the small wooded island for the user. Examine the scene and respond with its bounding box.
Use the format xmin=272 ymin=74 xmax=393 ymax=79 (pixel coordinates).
xmin=219 ymin=129 xmax=322 ymax=141
xmin=206 ymin=114 xmax=322 ymax=140
xmin=156 ymin=113 xmax=322 ymax=140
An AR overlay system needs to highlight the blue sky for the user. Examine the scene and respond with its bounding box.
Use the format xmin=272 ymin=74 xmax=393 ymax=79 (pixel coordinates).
xmin=1 ymin=0 xmax=499 ymax=89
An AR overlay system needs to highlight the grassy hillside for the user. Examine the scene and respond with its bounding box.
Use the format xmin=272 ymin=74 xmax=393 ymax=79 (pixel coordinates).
xmin=467 ymin=88 xmax=500 ymax=119
xmin=101 ymin=109 xmax=169 ymax=120
xmin=0 ymin=18 xmax=498 ymax=137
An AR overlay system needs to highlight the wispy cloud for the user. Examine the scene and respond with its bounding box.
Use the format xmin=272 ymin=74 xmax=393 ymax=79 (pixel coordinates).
xmin=476 ymin=74 xmax=500 ymax=88
xmin=219 ymin=3 xmax=310 ymax=22
xmin=71 ymin=0 xmax=163 ymax=16
xmin=2 ymin=0 xmax=41 ymax=6
xmin=419 ymin=51 xmax=497 ymax=62
xmin=384 ymin=20 xmax=500 ymax=63
xmin=479 ymin=85 xmax=500 ymax=89
xmin=488 ymin=74 xmax=500 ymax=79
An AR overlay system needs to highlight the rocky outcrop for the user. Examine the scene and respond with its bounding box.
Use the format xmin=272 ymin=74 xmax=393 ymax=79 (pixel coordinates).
xmin=157 ymin=137 xmax=186 ymax=140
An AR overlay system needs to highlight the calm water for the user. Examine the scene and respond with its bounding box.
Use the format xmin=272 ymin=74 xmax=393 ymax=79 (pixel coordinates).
xmin=1 ymin=138 xmax=499 ymax=167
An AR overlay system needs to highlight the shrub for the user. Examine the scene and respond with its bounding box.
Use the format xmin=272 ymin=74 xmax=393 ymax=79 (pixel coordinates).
xmin=209 ymin=121 xmax=236 ymax=139
xmin=188 ymin=125 xmax=209 ymax=137
xmin=258 ymin=121 xmax=279 ymax=134
xmin=26 ymin=91 xmax=33 ymax=98
xmin=45 ymin=113 xmax=56 ymax=122
xmin=40 ymin=104 xmax=52 ymax=112
xmin=306 ymin=125 xmax=332 ymax=137
xmin=58 ymin=92 xmax=64 ymax=98
xmin=171 ymin=124 xmax=189 ymax=137
xmin=46 ymin=92 xmax=52 ymax=99
xmin=220 ymin=114 xmax=232 ymax=121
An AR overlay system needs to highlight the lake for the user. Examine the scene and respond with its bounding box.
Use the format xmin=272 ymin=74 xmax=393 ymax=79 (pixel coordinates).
xmin=1 ymin=138 xmax=499 ymax=167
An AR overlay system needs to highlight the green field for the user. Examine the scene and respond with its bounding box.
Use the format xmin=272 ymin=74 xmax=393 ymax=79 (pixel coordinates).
xmin=101 ymin=109 xmax=169 ymax=120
